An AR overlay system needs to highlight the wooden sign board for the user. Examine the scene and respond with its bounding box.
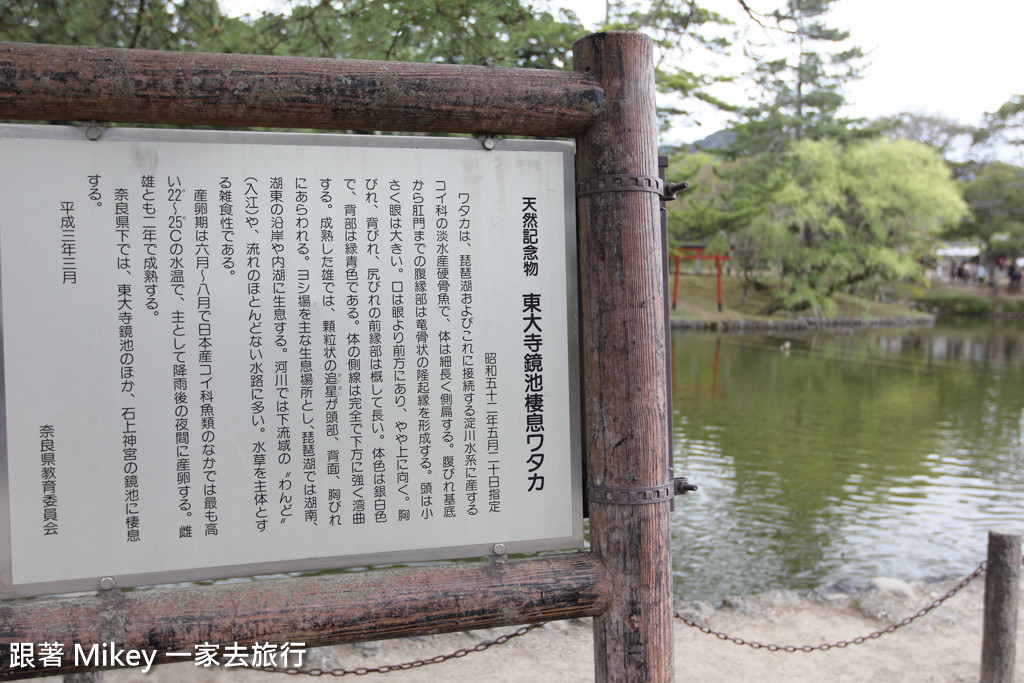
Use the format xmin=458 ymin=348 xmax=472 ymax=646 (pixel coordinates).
xmin=0 ymin=125 xmax=582 ymax=599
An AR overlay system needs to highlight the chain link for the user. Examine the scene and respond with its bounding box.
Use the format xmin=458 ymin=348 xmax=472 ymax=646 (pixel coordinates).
xmin=256 ymin=554 xmax=1022 ymax=673
xmin=675 ymin=559 xmax=994 ymax=653
xmin=255 ymin=623 xmax=544 ymax=676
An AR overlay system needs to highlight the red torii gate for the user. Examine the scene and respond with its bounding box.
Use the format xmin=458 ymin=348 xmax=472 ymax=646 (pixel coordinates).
xmin=670 ymin=244 xmax=731 ymax=312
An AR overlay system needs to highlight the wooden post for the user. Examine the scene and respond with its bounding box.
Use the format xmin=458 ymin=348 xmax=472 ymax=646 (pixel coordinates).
xmin=672 ymin=256 xmax=681 ymax=310
xmin=981 ymin=528 xmax=1020 ymax=683
xmin=574 ymin=32 xmax=674 ymax=682
xmin=715 ymin=256 xmax=724 ymax=312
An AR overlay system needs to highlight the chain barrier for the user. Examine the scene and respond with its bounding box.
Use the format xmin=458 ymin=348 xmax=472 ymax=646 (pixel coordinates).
xmin=256 ymin=554 xmax=1021 ymax=674
xmin=674 ymin=558 xmax=1004 ymax=653
xmin=256 ymin=623 xmax=544 ymax=676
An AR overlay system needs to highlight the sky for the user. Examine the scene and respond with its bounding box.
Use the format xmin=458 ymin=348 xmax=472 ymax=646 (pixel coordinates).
xmin=219 ymin=0 xmax=1024 ymax=146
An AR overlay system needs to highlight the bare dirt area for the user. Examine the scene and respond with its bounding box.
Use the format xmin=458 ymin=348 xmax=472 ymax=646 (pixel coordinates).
xmin=34 ymin=572 xmax=1020 ymax=682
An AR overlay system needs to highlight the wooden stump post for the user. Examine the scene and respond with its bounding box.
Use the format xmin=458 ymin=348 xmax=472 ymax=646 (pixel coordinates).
xmin=981 ymin=528 xmax=1020 ymax=683
xmin=574 ymin=32 xmax=674 ymax=682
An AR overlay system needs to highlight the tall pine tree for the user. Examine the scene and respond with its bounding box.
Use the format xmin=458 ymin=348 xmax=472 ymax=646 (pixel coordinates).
xmin=728 ymin=0 xmax=865 ymax=157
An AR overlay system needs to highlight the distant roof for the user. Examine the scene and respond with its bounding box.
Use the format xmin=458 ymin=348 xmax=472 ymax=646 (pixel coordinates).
xmin=936 ymin=245 xmax=981 ymax=257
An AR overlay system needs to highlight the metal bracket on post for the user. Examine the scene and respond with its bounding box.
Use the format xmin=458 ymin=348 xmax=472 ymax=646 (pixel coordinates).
xmin=586 ymin=478 xmax=697 ymax=506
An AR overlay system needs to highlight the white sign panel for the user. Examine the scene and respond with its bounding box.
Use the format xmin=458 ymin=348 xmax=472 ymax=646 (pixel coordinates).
xmin=0 ymin=125 xmax=581 ymax=598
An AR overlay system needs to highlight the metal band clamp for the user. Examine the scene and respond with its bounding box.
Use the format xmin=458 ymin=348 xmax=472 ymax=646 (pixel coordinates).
xmin=587 ymin=478 xmax=697 ymax=506
xmin=576 ymin=173 xmax=689 ymax=201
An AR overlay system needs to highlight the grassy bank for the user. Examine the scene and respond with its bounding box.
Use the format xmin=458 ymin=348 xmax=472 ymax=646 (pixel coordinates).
xmin=911 ymin=282 xmax=1024 ymax=317
xmin=667 ymin=273 xmax=928 ymax=326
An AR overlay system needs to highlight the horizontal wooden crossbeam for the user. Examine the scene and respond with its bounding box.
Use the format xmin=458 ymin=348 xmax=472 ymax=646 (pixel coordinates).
xmin=0 ymin=553 xmax=609 ymax=679
xmin=0 ymin=41 xmax=603 ymax=137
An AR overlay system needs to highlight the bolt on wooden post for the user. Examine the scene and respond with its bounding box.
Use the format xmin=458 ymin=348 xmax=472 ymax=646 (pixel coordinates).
xmin=574 ymin=32 xmax=675 ymax=682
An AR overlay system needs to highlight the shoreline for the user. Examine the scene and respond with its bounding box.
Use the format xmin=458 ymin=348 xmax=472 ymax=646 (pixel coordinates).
xmin=32 ymin=570 xmax=1019 ymax=682
xmin=670 ymin=313 xmax=936 ymax=332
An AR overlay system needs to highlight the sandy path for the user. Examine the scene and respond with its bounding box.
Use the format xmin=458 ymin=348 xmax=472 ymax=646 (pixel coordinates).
xmin=29 ymin=574 xmax=1021 ymax=682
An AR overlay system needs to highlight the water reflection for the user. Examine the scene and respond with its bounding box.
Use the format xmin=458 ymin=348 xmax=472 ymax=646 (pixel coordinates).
xmin=671 ymin=319 xmax=1024 ymax=602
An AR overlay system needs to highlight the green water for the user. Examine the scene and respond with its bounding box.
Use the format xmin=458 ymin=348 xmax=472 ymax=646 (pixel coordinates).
xmin=670 ymin=318 xmax=1024 ymax=602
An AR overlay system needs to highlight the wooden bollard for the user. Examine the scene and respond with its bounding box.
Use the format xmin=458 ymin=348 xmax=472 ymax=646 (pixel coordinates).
xmin=980 ymin=529 xmax=1021 ymax=683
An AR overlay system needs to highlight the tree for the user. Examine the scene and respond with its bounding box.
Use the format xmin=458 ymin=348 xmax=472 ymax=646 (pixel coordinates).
xmin=601 ymin=0 xmax=739 ymax=130
xmin=976 ymin=95 xmax=1024 ymax=149
xmin=243 ymin=0 xmax=583 ymax=68
xmin=877 ymin=111 xmax=977 ymax=160
xmin=755 ymin=138 xmax=967 ymax=314
xmin=0 ymin=0 xmax=585 ymax=70
xmin=0 ymin=0 xmax=239 ymax=51
xmin=666 ymin=149 xmax=785 ymax=301
xmin=944 ymin=162 xmax=1024 ymax=294
xmin=728 ymin=0 xmax=866 ymax=157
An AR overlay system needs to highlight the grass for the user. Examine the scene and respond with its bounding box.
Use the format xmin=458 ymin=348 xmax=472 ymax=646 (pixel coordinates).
xmin=911 ymin=282 xmax=1024 ymax=316
xmin=667 ymin=273 xmax=925 ymax=322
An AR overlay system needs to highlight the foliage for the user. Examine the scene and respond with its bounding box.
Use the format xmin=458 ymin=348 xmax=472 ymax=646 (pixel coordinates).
xmin=671 ymin=138 xmax=967 ymax=315
xmin=666 ymin=150 xmax=786 ymax=300
xmin=756 ymin=137 xmax=967 ymax=314
xmin=0 ymin=0 xmax=585 ymax=69
xmin=601 ymin=0 xmax=739 ymax=129
xmin=727 ymin=0 xmax=867 ymax=157
xmin=0 ymin=0 xmax=240 ymax=51
xmin=976 ymin=94 xmax=1024 ymax=149
xmin=877 ymin=111 xmax=977 ymax=160
xmin=944 ymin=162 xmax=1024 ymax=292
xmin=244 ymin=0 xmax=582 ymax=68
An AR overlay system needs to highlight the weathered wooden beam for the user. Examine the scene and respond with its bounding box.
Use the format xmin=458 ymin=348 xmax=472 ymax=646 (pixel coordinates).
xmin=0 ymin=42 xmax=603 ymax=137
xmin=574 ymin=32 xmax=674 ymax=682
xmin=0 ymin=553 xmax=609 ymax=680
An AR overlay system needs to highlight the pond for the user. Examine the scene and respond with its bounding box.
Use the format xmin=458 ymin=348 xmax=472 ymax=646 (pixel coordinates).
xmin=670 ymin=317 xmax=1024 ymax=602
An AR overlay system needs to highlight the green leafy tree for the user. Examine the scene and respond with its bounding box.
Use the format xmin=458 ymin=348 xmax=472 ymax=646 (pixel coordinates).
xmin=756 ymin=137 xmax=967 ymax=314
xmin=976 ymin=94 xmax=1024 ymax=151
xmin=944 ymin=162 xmax=1024 ymax=294
xmin=666 ymin=150 xmax=784 ymax=301
xmin=244 ymin=0 xmax=582 ymax=67
xmin=0 ymin=0 xmax=584 ymax=70
xmin=0 ymin=0 xmax=246 ymax=51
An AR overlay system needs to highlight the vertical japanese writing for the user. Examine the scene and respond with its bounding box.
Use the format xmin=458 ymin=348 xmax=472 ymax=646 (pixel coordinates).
xmin=271 ymin=176 xmax=294 ymax=525
xmin=39 ymin=425 xmax=58 ymax=536
xmin=484 ymin=353 xmax=498 ymax=513
xmin=6 ymin=137 xmax=575 ymax=580
xmin=246 ymin=176 xmax=268 ymax=532
xmin=59 ymin=200 xmax=76 ymax=284
xmin=141 ymin=176 xmax=159 ymax=313
xmin=296 ymin=178 xmax=317 ymax=526
xmin=169 ymin=177 xmax=193 ymax=531
xmin=409 ymin=178 xmax=427 ymax=525
xmin=458 ymin=192 xmax=474 ymax=519
xmin=381 ymin=179 xmax=406 ymax=525
xmin=122 ymin=407 xmax=140 ymax=542
xmin=427 ymin=180 xmax=450 ymax=521
xmin=523 ymin=294 xmax=545 ymax=492
xmin=219 ymin=177 xmax=235 ymax=272
xmin=522 ymin=196 xmax=539 ymax=276
xmin=114 ymin=184 xmax=141 ymax=542
xmin=171 ymin=308 xmax=193 ymax=527
xmin=195 ymin=188 xmax=219 ymax=537
xmin=115 ymin=188 xmax=130 ymax=274
xmin=365 ymin=177 xmax=382 ymax=528
xmin=168 ymin=176 xmax=185 ymax=302
xmin=342 ymin=188 xmax=362 ymax=527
